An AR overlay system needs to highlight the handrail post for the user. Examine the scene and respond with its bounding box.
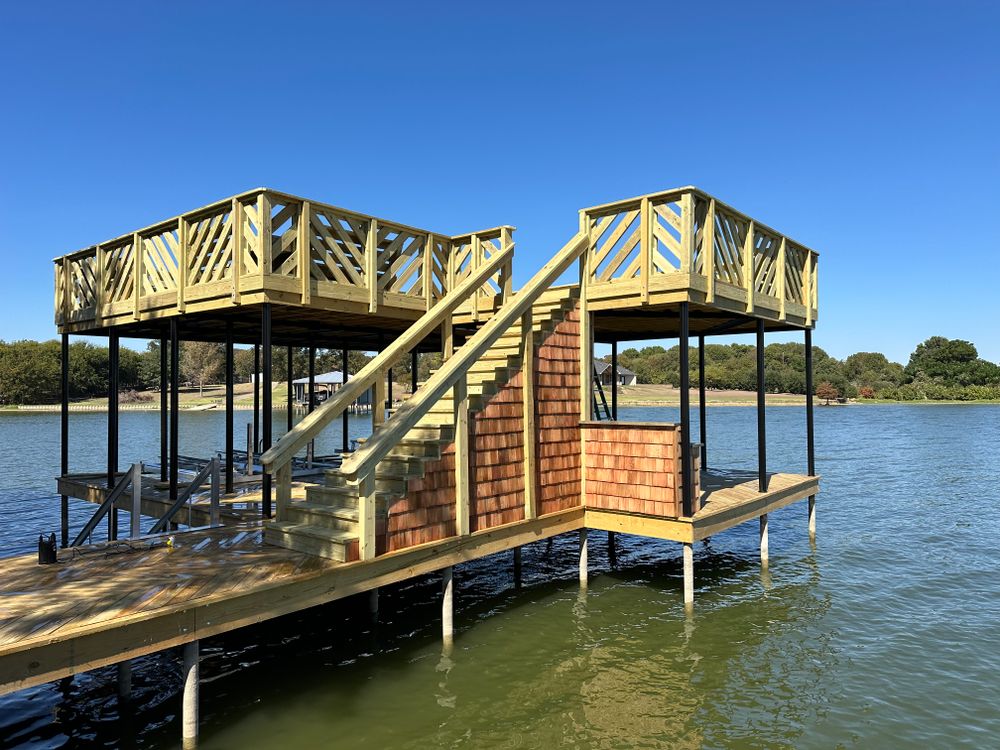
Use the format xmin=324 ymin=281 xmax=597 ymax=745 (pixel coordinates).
xmin=299 ymin=200 xmax=312 ymax=305
xmin=259 ymin=192 xmax=272 ymax=281
xmin=471 ymin=234 xmax=481 ymax=323
xmin=231 ymin=197 xmax=243 ymax=303
xmin=704 ymin=199 xmax=716 ymax=304
xmin=423 ymin=233 xmax=434 ymax=310
xmin=680 ymin=191 xmax=694 ymax=274
xmin=500 ymin=227 xmax=514 ymax=302
xmin=454 ymin=373 xmax=470 ymax=535
xmin=96 ymin=244 xmax=106 ymax=325
xmin=275 ymin=463 xmax=291 ymax=521
xmin=132 ymin=232 xmax=143 ymax=321
xmin=176 ymin=219 xmax=188 ymax=314
xmin=367 ymin=219 xmax=378 ymax=313
xmin=358 ymin=473 xmax=376 ymax=560
xmin=210 ymin=457 xmax=221 ymax=527
xmin=639 ymin=198 xmax=651 ymax=304
xmin=777 ymin=237 xmax=787 ymax=320
xmin=744 ymin=220 xmax=755 ymax=314
xmin=130 ymin=462 xmax=142 ymax=539
xmin=521 ymin=312 xmax=537 ymax=520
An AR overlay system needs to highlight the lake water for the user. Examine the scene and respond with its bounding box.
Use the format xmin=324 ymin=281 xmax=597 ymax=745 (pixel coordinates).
xmin=1 ymin=404 xmax=999 ymax=748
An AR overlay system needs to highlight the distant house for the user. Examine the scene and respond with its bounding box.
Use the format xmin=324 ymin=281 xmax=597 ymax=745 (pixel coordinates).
xmin=594 ymin=361 xmax=637 ymax=387
xmin=292 ymin=371 xmax=372 ymax=408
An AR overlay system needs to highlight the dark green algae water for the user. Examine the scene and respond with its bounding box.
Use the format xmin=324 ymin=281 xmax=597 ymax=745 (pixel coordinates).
xmin=1 ymin=404 xmax=999 ymax=749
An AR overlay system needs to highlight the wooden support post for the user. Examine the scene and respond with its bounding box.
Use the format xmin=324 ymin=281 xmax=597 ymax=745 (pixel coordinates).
xmin=679 ymin=303 xmax=693 ymax=517
xmin=373 ymin=367 xmax=386 ymax=428
xmin=169 ymin=320 xmax=179 ymax=502
xmin=441 ymin=566 xmax=454 ymax=642
xmin=500 ymin=226 xmax=514 ymax=301
xmin=454 ymin=374 xmax=470 ymax=536
xmin=367 ymin=219 xmax=379 ymax=313
xmin=387 ymin=368 xmax=393 ymax=414
xmin=698 ymin=334 xmax=707 ymax=468
xmin=805 ymin=328 xmax=816 ymax=538
xmin=610 ymin=340 xmax=618 ymax=420
xmin=471 ymin=234 xmax=481 ymax=323
xmin=275 ymin=463 xmax=291 ymax=521
xmin=160 ymin=331 xmax=168 ymax=483
xmin=259 ymin=192 xmax=272 ymax=282
xmin=579 ymin=242 xmax=593 ymax=506
xmin=777 ymin=237 xmax=787 ymax=321
xmin=442 ymin=319 xmax=454 ymax=360
xmin=299 ymin=200 xmax=311 ymax=305
xmin=176 ymin=218 xmax=188 ymax=314
xmin=358 ymin=473 xmax=376 ymax=561
xmin=579 ymin=529 xmax=588 ymax=586
xmin=132 ymin=232 xmax=143 ymax=321
xmin=683 ymin=543 xmax=694 ymax=606
xmin=759 ymin=514 xmax=769 ymax=564
xmin=210 ymin=457 xmax=220 ymax=527
xmin=225 ymin=322 xmax=234 ymax=494
xmin=60 ymin=333 xmax=69 ymax=548
xmin=108 ymin=330 xmax=119 ymax=540
xmin=231 ymin=197 xmax=243 ymax=303
xmin=130 ymin=462 xmax=142 ymax=539
xmin=181 ymin=640 xmax=199 ymax=749
xmin=521 ymin=311 xmax=537 ymax=520
xmin=341 ymin=347 xmax=349 ymax=453
xmin=513 ymin=547 xmax=522 ymax=589
xmin=639 ymin=197 xmax=651 ymax=304
xmin=369 ymin=587 xmax=379 ymax=619
xmin=744 ymin=220 xmax=755 ymax=314
xmin=680 ymin=191 xmax=694 ymax=274
xmin=704 ymin=198 xmax=716 ymax=304
xmin=286 ymin=346 xmax=294 ymax=432
xmin=756 ymin=319 xmax=767 ymax=493
xmin=117 ymin=661 xmax=131 ymax=702
xmin=261 ymin=304 xmax=273 ymax=519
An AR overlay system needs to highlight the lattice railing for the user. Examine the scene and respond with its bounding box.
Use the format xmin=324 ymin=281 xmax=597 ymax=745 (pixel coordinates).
xmin=54 ymin=189 xmax=513 ymax=327
xmin=582 ymin=187 xmax=819 ymax=322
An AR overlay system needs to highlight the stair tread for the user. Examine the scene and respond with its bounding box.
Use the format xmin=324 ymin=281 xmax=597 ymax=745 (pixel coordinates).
xmin=266 ymin=522 xmax=357 ymax=542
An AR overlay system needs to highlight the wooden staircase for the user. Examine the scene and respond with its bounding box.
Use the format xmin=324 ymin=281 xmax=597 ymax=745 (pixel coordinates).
xmin=263 ymin=286 xmax=579 ymax=561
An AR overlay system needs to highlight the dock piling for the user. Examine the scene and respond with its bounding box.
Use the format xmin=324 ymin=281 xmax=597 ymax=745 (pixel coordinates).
xmin=441 ymin=567 xmax=454 ymax=643
xmin=513 ymin=547 xmax=522 ymax=588
xmin=579 ymin=529 xmax=588 ymax=586
xmin=181 ymin=640 xmax=199 ymax=749
xmin=759 ymin=514 xmax=769 ymax=565
xmin=683 ymin=542 xmax=694 ymax=606
xmin=117 ymin=661 xmax=132 ymax=702
xmin=607 ymin=531 xmax=617 ymax=567
xmin=369 ymin=587 xmax=379 ymax=619
xmin=60 ymin=332 xmax=69 ymax=548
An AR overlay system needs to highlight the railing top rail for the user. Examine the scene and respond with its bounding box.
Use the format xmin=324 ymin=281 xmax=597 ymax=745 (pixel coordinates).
xmin=581 ymin=186 xmax=820 ymax=258
xmin=149 ymin=457 xmax=218 ymax=534
xmin=340 ymin=230 xmax=588 ymax=481
xmin=449 ymin=225 xmax=517 ymax=243
xmin=71 ymin=464 xmax=137 ymax=547
xmin=260 ymin=242 xmax=515 ymax=473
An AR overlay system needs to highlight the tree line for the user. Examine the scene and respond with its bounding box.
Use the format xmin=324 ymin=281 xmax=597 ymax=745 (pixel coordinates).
xmin=2 ymin=335 xmax=997 ymax=405
xmin=609 ymin=336 xmax=1000 ymax=401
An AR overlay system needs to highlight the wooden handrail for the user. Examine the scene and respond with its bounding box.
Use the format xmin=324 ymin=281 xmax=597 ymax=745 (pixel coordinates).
xmin=260 ymin=243 xmax=515 ymax=474
xmin=340 ymin=230 xmax=589 ymax=481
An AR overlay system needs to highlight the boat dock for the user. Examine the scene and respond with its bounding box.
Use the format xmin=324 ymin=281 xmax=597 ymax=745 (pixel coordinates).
xmin=3 ymin=185 xmax=821 ymax=746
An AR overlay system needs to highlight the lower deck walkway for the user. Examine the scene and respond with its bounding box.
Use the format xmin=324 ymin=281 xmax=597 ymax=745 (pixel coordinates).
xmin=0 ymin=468 xmax=817 ymax=695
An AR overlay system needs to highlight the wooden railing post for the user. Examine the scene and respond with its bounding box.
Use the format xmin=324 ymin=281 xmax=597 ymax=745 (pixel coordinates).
xmin=95 ymin=245 xmax=106 ymax=324
xmin=639 ymin=197 xmax=651 ymax=304
xmin=61 ymin=257 xmax=71 ymax=322
xmin=367 ymin=218 xmax=379 ymax=313
xmin=680 ymin=192 xmax=695 ymax=274
xmin=299 ymin=201 xmax=311 ymax=305
xmin=500 ymin=227 xmax=514 ymax=302
xmin=521 ymin=312 xmax=537 ymax=520
xmin=130 ymin=462 xmax=142 ymax=539
xmin=258 ymin=192 xmax=272 ymax=282
xmin=210 ymin=456 xmax=220 ymax=527
xmin=177 ymin=219 xmax=188 ymax=314
xmin=777 ymin=237 xmax=787 ymax=321
xmin=132 ymin=233 xmax=143 ymax=321
xmin=423 ymin=233 xmax=434 ymax=310
xmin=275 ymin=462 xmax=291 ymax=521
xmin=231 ymin=197 xmax=243 ymax=304
xmin=704 ymin=199 xmax=716 ymax=304
xmin=471 ymin=233 xmax=482 ymax=323
xmin=743 ymin=220 xmax=755 ymax=314
xmin=454 ymin=373 xmax=470 ymax=535
xmin=357 ymin=472 xmax=376 ymax=560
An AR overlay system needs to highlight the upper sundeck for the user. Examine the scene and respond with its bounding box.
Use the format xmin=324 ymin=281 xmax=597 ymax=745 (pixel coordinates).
xmin=53 ymin=188 xmax=513 ymax=347
xmin=581 ymin=186 xmax=818 ymax=339
xmin=52 ymin=185 xmax=818 ymax=345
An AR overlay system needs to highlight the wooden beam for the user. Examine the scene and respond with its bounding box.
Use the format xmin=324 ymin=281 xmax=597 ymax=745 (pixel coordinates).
xmin=704 ymin=198 xmax=716 ymax=304
xmin=231 ymin=198 xmax=242 ymax=304
xmin=357 ymin=473 xmax=376 ymax=561
xmin=777 ymin=237 xmax=787 ymax=321
xmin=454 ymin=374 xmax=470 ymax=535
xmin=680 ymin=191 xmax=694 ymax=274
xmin=639 ymin=197 xmax=651 ymax=304
xmin=132 ymin=233 xmax=142 ymax=321
xmin=743 ymin=220 xmax=755 ymax=314
xmin=299 ymin=201 xmax=311 ymax=305
xmin=367 ymin=218 xmax=378 ymax=313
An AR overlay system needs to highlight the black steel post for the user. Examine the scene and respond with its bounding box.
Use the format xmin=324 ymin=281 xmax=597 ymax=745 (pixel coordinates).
xmin=341 ymin=347 xmax=349 ymax=453
xmin=756 ymin=319 xmax=767 ymax=492
xmin=679 ymin=303 xmax=693 ymax=517
xmin=387 ymin=368 xmax=393 ymax=412
xmin=252 ymin=344 xmax=260 ymax=454
xmin=698 ymin=334 xmax=707 ymax=468
xmin=169 ymin=319 xmax=179 ymax=501
xmin=60 ymin=333 xmax=69 ymax=548
xmin=225 ymin=321 xmax=234 ymax=494
xmin=610 ymin=340 xmax=618 ymax=421
xmin=411 ymin=350 xmax=418 ymax=394
xmin=308 ymin=345 xmax=316 ymax=413
xmin=286 ymin=346 xmax=294 ymax=432
xmin=805 ymin=328 xmax=815 ymax=476
xmin=108 ymin=330 xmax=119 ymax=540
xmin=160 ymin=331 xmax=168 ymax=482
xmin=261 ymin=304 xmax=272 ymax=518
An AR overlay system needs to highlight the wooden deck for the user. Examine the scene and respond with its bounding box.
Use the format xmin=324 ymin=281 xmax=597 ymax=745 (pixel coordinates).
xmin=585 ymin=468 xmax=819 ymax=544
xmin=0 ymin=466 xmax=816 ymax=696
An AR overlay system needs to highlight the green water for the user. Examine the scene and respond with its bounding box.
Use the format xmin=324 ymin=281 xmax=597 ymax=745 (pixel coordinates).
xmin=1 ymin=404 xmax=999 ymax=748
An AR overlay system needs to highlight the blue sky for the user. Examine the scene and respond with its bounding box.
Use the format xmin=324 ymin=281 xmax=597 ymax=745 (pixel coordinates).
xmin=1 ymin=1 xmax=997 ymax=364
